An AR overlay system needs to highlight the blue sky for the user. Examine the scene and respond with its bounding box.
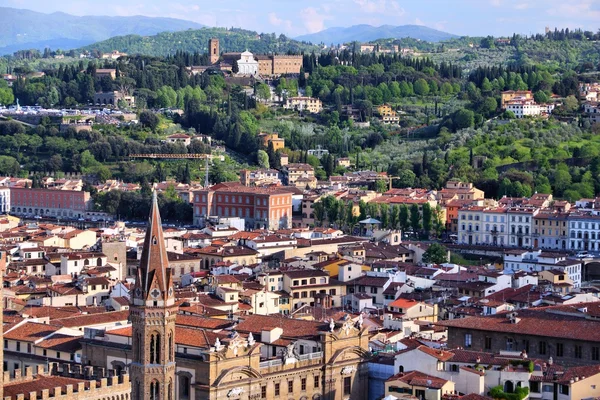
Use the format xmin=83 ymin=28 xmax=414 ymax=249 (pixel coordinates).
xmin=5 ymin=0 xmax=600 ymax=37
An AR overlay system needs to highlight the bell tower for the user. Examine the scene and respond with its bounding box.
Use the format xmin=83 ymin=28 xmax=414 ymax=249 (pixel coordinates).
xmin=130 ymin=192 xmax=176 ymax=400
xmin=209 ymin=38 xmax=219 ymax=64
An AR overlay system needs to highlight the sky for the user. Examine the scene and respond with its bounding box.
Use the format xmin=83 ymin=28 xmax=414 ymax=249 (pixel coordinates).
xmin=4 ymin=0 xmax=600 ymax=37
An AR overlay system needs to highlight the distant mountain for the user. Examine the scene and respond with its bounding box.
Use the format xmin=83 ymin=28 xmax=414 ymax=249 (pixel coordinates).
xmin=80 ymin=28 xmax=319 ymax=57
xmin=0 ymin=7 xmax=205 ymax=55
xmin=296 ymin=24 xmax=458 ymax=44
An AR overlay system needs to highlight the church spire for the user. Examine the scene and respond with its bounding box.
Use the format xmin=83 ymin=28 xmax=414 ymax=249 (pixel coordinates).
xmin=130 ymin=190 xmax=177 ymax=400
xmin=133 ymin=191 xmax=174 ymax=306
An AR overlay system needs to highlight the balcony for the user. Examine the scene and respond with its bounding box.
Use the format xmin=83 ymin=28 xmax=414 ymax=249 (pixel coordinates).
xmin=259 ymin=351 xmax=323 ymax=372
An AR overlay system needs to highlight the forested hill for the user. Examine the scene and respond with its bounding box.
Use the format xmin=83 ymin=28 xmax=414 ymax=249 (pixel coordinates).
xmin=80 ymin=28 xmax=320 ymax=57
xmin=0 ymin=7 xmax=205 ymax=55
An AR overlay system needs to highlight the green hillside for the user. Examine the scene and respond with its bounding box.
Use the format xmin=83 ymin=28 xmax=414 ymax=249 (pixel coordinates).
xmin=80 ymin=28 xmax=320 ymax=57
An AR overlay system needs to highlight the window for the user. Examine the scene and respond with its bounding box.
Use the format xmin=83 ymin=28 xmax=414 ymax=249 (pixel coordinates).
xmin=16 ymin=342 xmax=20 ymax=352
xmin=261 ymin=385 xmax=267 ymax=399
xmin=539 ymin=341 xmax=547 ymax=355
xmin=288 ymin=380 xmax=293 ymax=393
xmin=592 ymin=347 xmax=600 ymax=361
xmin=556 ymin=342 xmax=564 ymax=357
xmin=559 ymin=385 xmax=569 ymax=395
xmin=314 ymin=375 xmax=320 ymax=388
xmin=575 ymin=345 xmax=582 ymax=359
xmin=530 ymin=382 xmax=540 ymax=393
xmin=56 ymin=352 xmax=61 ymax=359
xmin=301 ymin=378 xmax=306 ymax=391
xmin=27 ymin=343 xmax=31 ymax=353
xmin=506 ymin=338 xmax=514 ymax=351
xmin=274 ymin=383 xmax=280 ymax=396
xmin=464 ymin=333 xmax=472 ymax=348
xmin=370 ymin=287 xmax=377 ymax=294
xmin=484 ymin=336 xmax=492 ymax=350
xmin=343 ymin=376 xmax=352 ymax=395
xmin=3 ymin=340 xmax=6 ymax=349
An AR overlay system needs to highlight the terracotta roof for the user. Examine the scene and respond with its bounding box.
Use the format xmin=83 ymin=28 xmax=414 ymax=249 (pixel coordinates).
xmin=4 ymin=376 xmax=89 ymax=400
xmin=416 ymin=345 xmax=454 ymax=361
xmin=387 ymin=370 xmax=449 ymax=389
xmin=36 ymin=334 xmax=82 ymax=352
xmin=284 ymin=269 xmax=329 ymax=279
xmin=175 ymin=314 xmax=234 ymax=330
xmin=437 ymin=304 xmax=600 ymax=342
xmin=215 ymin=275 xmax=241 ymax=284
xmin=235 ymin=314 xmax=327 ymax=339
xmin=4 ymin=322 xmax=61 ymax=342
xmin=388 ymin=298 xmax=420 ymax=309
xmin=53 ymin=310 xmax=129 ymax=328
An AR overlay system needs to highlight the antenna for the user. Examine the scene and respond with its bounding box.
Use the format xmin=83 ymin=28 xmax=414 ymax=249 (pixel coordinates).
xmin=204 ymin=156 xmax=209 ymax=188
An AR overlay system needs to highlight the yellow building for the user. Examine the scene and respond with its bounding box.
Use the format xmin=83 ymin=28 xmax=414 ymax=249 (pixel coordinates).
xmin=377 ymin=104 xmax=396 ymax=116
xmin=258 ymin=132 xmax=285 ymax=151
xmin=501 ymin=90 xmax=533 ymax=108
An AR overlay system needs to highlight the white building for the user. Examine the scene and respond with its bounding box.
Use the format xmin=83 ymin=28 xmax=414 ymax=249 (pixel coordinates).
xmin=457 ymin=206 xmax=509 ymax=246
xmin=237 ymin=51 xmax=259 ymax=75
xmin=584 ymin=102 xmax=600 ymax=123
xmin=568 ymin=210 xmax=600 ymax=252
xmin=0 ymin=187 xmax=9 ymax=213
xmin=283 ymin=97 xmax=323 ymax=113
xmin=507 ymin=207 xmax=537 ymax=248
xmin=505 ymin=98 xmax=554 ymax=118
xmin=503 ymin=249 xmax=582 ymax=287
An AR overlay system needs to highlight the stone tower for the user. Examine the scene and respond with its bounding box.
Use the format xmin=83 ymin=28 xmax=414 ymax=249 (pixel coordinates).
xmin=130 ymin=192 xmax=176 ymax=400
xmin=209 ymin=38 xmax=219 ymax=64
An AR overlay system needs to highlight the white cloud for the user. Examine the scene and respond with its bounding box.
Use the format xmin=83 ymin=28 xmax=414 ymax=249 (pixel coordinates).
xmin=514 ymin=2 xmax=530 ymax=10
xmin=547 ymin=0 xmax=600 ymax=19
xmin=300 ymin=7 xmax=330 ymax=33
xmin=353 ymin=0 xmax=405 ymax=16
xmin=268 ymin=12 xmax=293 ymax=31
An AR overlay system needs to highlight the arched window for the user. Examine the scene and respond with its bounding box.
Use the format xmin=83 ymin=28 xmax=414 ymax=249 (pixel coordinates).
xmin=504 ymin=380 xmax=514 ymax=393
xmin=136 ymin=333 xmax=142 ymax=361
xmin=150 ymin=335 xmax=155 ymax=364
xmin=398 ymin=365 xmax=404 ymax=373
xmin=150 ymin=381 xmax=160 ymax=400
xmin=169 ymin=332 xmax=174 ymax=362
xmin=135 ymin=380 xmax=141 ymax=400
xmin=155 ymin=334 xmax=161 ymax=364
xmin=84 ymin=259 xmax=90 ymax=266
xmin=309 ymin=278 xmax=316 ymax=284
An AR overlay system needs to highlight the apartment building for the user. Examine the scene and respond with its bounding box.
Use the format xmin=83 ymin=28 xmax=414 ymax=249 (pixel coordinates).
xmin=533 ymin=209 xmax=569 ymax=250
xmin=10 ymin=187 xmax=91 ymax=218
xmin=507 ymin=207 xmax=538 ymax=248
xmin=193 ymin=182 xmax=293 ymax=229
xmin=568 ymin=210 xmax=600 ymax=252
xmin=457 ymin=206 xmax=509 ymax=246
xmin=284 ymin=97 xmax=323 ymax=113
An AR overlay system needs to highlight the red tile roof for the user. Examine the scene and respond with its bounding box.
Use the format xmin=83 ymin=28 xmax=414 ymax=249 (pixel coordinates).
xmin=438 ymin=303 xmax=600 ymax=342
xmin=4 ymin=322 xmax=61 ymax=342
xmin=387 ymin=370 xmax=449 ymax=389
